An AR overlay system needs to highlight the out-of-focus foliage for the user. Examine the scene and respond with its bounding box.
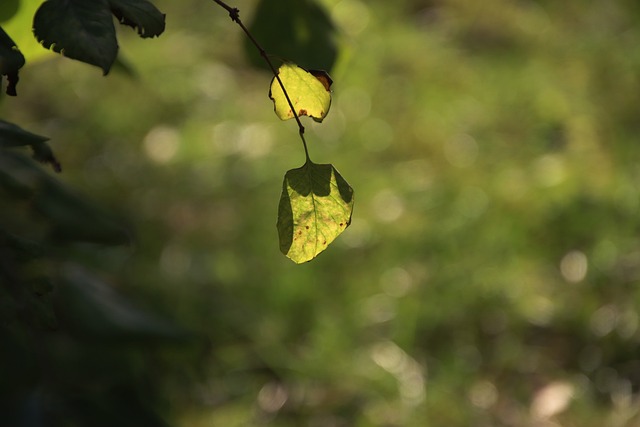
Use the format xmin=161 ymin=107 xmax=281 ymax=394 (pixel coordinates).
xmin=2 ymin=0 xmax=640 ymax=426
xmin=245 ymin=0 xmax=338 ymax=71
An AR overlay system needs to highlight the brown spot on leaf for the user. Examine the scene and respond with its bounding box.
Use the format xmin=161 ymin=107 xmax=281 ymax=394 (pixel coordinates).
xmin=323 ymin=240 xmax=327 ymax=245
xmin=305 ymin=226 xmax=309 ymax=230
xmin=299 ymin=109 xmax=307 ymax=116
xmin=309 ymin=69 xmax=333 ymax=91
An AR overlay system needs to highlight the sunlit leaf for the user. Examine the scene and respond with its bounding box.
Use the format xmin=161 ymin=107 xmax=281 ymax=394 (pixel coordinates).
xmin=108 ymin=0 xmax=166 ymax=38
xmin=33 ymin=0 xmax=118 ymax=74
xmin=270 ymin=63 xmax=332 ymax=123
xmin=277 ymin=161 xmax=353 ymax=263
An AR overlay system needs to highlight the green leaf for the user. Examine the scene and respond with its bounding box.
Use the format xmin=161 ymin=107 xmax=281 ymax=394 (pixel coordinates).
xmin=0 ymin=25 xmax=25 ymax=95
xmin=0 ymin=119 xmax=61 ymax=171
xmin=270 ymin=63 xmax=332 ymax=123
xmin=277 ymin=161 xmax=354 ymax=263
xmin=245 ymin=0 xmax=337 ymax=72
xmin=33 ymin=0 xmax=118 ymax=75
xmin=108 ymin=0 xmax=166 ymax=38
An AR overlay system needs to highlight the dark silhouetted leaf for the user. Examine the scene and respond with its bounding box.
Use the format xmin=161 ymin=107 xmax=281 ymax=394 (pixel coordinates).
xmin=245 ymin=0 xmax=338 ymax=72
xmin=60 ymin=266 xmax=185 ymax=341
xmin=35 ymin=179 xmax=132 ymax=245
xmin=0 ymin=151 xmax=130 ymax=245
xmin=109 ymin=0 xmax=166 ymax=38
xmin=0 ymin=166 xmax=34 ymax=199
xmin=277 ymin=161 xmax=353 ymax=263
xmin=0 ymin=119 xmax=61 ymax=172
xmin=0 ymin=26 xmax=25 ymax=95
xmin=33 ymin=0 xmax=118 ymax=74
xmin=0 ymin=229 xmax=45 ymax=263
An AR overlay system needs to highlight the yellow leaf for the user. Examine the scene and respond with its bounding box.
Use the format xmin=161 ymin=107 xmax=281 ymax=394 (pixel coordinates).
xmin=269 ymin=63 xmax=332 ymax=123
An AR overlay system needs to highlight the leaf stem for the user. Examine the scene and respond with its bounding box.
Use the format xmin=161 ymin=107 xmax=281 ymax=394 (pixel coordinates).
xmin=210 ymin=0 xmax=310 ymax=160
xmin=300 ymin=132 xmax=311 ymax=163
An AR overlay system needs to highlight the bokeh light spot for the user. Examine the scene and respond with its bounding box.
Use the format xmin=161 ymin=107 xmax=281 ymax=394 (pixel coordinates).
xmin=312 ymin=109 xmax=346 ymax=144
xmin=257 ymin=382 xmax=288 ymax=413
xmin=362 ymin=293 xmax=395 ymax=324
xmin=238 ymin=123 xmax=274 ymax=158
xmin=469 ymin=380 xmax=498 ymax=409
xmin=444 ymin=133 xmax=478 ymax=168
xmin=196 ymin=62 xmax=236 ymax=100
xmin=524 ymin=296 xmax=555 ymax=326
xmin=616 ymin=310 xmax=638 ymax=339
xmin=143 ymin=125 xmax=180 ymax=163
xmin=332 ymin=0 xmax=370 ymax=36
xmin=372 ymin=189 xmax=405 ymax=222
xmin=590 ymin=304 xmax=618 ymax=337
xmin=370 ymin=341 xmax=426 ymax=405
xmin=530 ymin=381 xmax=574 ymax=419
xmin=340 ymin=219 xmax=372 ymax=248
xmin=534 ymin=154 xmax=566 ymax=187
xmin=380 ymin=267 xmax=413 ymax=298
xmin=340 ymin=86 xmax=371 ymax=121
xmin=560 ymin=250 xmax=588 ymax=283
xmin=371 ymin=341 xmax=405 ymax=374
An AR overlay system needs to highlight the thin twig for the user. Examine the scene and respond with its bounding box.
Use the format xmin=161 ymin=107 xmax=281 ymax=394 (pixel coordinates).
xmin=210 ymin=0 xmax=310 ymax=159
xmin=211 ymin=0 xmax=235 ymax=15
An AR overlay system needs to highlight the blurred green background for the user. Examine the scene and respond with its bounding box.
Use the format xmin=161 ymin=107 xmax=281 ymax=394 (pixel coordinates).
xmin=2 ymin=0 xmax=640 ymax=425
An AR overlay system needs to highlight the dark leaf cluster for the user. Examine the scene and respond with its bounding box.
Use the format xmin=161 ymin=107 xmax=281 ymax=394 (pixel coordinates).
xmin=33 ymin=0 xmax=166 ymax=75
xmin=1 ymin=1 xmax=181 ymax=425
